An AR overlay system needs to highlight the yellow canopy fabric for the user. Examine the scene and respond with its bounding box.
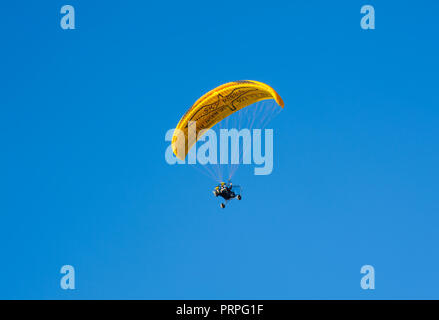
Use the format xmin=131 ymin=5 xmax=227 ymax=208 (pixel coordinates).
xmin=172 ymin=80 xmax=284 ymax=160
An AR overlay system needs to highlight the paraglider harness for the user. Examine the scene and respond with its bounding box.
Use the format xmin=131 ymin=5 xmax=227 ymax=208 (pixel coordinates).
xmin=214 ymin=183 xmax=235 ymax=200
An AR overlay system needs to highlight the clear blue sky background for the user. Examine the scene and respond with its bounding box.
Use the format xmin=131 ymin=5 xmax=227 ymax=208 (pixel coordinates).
xmin=1 ymin=1 xmax=438 ymax=299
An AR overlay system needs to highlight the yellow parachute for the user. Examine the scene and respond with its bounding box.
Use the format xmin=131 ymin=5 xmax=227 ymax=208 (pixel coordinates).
xmin=172 ymin=80 xmax=284 ymax=160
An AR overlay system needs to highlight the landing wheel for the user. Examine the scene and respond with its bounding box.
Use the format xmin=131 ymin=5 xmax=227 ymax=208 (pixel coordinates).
xmin=237 ymin=195 xmax=242 ymax=200
xmin=220 ymin=203 xmax=225 ymax=209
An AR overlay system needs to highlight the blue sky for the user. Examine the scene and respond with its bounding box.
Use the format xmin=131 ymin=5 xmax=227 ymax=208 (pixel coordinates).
xmin=1 ymin=1 xmax=438 ymax=299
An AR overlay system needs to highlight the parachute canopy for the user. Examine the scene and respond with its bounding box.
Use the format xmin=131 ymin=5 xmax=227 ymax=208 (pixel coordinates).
xmin=172 ymin=80 xmax=284 ymax=160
